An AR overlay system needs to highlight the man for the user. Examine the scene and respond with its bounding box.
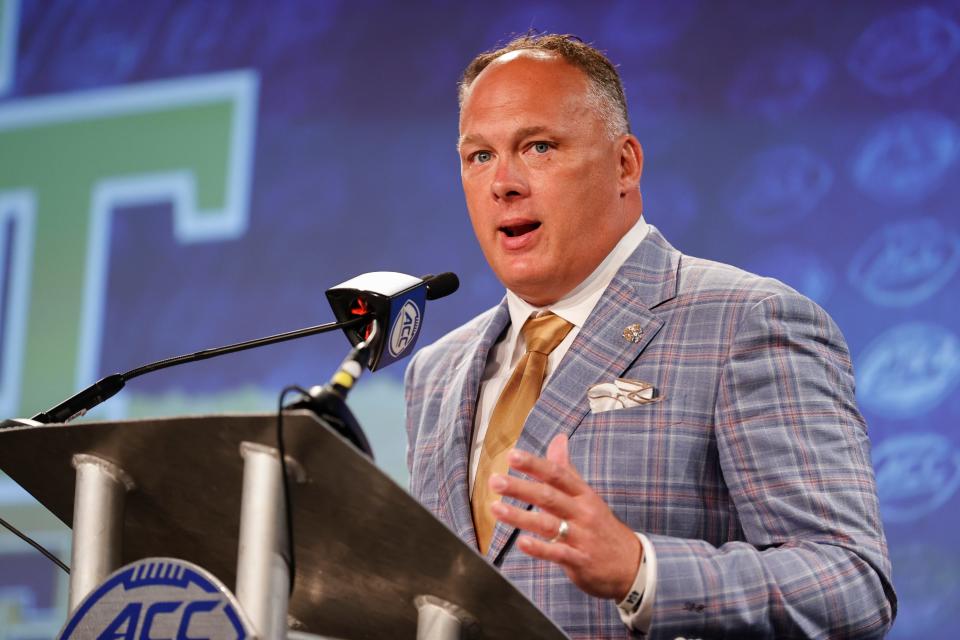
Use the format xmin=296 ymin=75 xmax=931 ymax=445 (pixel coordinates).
xmin=404 ymin=34 xmax=895 ymax=639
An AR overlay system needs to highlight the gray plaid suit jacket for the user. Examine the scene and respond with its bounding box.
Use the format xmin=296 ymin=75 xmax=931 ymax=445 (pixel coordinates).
xmin=405 ymin=226 xmax=896 ymax=639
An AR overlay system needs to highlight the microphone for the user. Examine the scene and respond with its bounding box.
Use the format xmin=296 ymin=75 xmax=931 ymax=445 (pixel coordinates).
xmin=10 ymin=271 xmax=457 ymax=426
xmin=286 ymin=272 xmax=458 ymax=454
xmin=284 ymin=272 xmax=459 ymax=453
xmin=284 ymin=324 xmax=378 ymax=457
xmin=325 ymin=272 xmax=458 ymax=372
xmin=424 ymin=272 xmax=460 ymax=300
xmin=23 ymin=313 xmax=372 ymax=425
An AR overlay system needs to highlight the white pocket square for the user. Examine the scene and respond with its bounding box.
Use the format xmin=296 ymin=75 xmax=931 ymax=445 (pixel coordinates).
xmin=587 ymin=378 xmax=661 ymax=413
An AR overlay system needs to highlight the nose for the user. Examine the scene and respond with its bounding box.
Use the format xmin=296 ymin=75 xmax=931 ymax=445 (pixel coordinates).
xmin=491 ymin=156 xmax=529 ymax=202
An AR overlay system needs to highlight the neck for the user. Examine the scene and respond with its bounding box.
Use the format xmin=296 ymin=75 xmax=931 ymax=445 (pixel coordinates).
xmin=509 ymin=214 xmax=650 ymax=311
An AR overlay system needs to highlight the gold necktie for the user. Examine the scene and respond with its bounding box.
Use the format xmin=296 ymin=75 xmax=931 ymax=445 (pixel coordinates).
xmin=472 ymin=312 xmax=574 ymax=553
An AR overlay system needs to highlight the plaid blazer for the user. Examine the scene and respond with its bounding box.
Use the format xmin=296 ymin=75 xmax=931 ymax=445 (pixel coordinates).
xmin=405 ymin=227 xmax=896 ymax=639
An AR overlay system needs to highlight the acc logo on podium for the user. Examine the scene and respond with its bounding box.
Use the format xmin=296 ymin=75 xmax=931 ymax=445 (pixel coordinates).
xmin=59 ymin=558 xmax=254 ymax=640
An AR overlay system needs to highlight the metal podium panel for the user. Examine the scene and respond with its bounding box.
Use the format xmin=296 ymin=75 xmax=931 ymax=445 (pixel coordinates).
xmin=0 ymin=413 xmax=568 ymax=639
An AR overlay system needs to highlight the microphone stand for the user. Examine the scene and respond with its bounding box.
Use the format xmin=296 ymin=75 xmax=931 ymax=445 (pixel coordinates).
xmin=5 ymin=314 xmax=372 ymax=427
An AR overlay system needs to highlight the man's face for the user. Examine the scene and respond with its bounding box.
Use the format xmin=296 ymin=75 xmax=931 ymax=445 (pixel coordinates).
xmin=458 ymin=51 xmax=641 ymax=306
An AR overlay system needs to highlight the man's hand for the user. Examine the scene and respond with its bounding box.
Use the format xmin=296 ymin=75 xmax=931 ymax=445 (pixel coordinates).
xmin=488 ymin=434 xmax=642 ymax=601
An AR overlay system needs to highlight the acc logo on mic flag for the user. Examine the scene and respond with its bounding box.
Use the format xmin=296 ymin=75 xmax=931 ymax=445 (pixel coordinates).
xmin=389 ymin=300 xmax=421 ymax=358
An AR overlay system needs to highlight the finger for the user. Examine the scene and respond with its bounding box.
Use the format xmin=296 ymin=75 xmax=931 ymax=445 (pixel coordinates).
xmin=490 ymin=501 xmax=570 ymax=541
xmin=490 ymin=473 xmax=578 ymax=519
xmin=516 ymin=534 xmax=589 ymax=567
xmin=508 ymin=448 xmax=586 ymax=496
xmin=546 ymin=434 xmax=570 ymax=468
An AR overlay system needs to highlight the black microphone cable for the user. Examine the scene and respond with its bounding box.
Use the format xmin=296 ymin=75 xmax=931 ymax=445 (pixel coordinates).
xmin=275 ymin=384 xmax=310 ymax=596
xmin=0 ymin=514 xmax=69 ymax=574
xmin=275 ymin=322 xmax=377 ymax=595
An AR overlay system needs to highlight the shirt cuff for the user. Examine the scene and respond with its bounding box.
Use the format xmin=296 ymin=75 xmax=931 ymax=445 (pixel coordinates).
xmin=616 ymin=532 xmax=658 ymax=634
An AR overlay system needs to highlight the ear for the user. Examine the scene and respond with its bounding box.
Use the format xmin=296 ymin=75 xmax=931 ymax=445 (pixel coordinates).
xmin=617 ymin=135 xmax=643 ymax=196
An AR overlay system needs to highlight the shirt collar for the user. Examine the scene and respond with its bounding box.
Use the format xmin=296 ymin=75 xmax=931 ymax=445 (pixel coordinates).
xmin=505 ymin=215 xmax=650 ymax=331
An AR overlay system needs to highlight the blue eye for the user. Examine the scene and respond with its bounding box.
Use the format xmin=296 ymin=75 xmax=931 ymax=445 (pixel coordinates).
xmin=474 ymin=151 xmax=492 ymax=163
xmin=533 ymin=142 xmax=550 ymax=153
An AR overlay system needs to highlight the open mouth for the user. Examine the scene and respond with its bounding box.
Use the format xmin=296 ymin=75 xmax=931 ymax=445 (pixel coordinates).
xmin=499 ymin=221 xmax=542 ymax=238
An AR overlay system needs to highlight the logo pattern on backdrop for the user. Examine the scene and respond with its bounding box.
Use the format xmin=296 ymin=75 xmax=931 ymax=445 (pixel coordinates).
xmin=852 ymin=111 xmax=960 ymax=203
xmin=857 ymin=322 xmax=960 ymax=419
xmin=848 ymin=218 xmax=960 ymax=307
xmin=874 ymin=433 xmax=960 ymax=523
xmin=725 ymin=145 xmax=833 ymax=233
xmin=847 ymin=6 xmax=960 ymax=96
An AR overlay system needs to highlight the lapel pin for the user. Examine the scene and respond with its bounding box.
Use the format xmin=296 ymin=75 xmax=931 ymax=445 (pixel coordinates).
xmin=622 ymin=323 xmax=644 ymax=343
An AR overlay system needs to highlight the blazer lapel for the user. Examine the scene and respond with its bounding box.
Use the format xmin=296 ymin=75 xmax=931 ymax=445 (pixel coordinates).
xmin=488 ymin=226 xmax=681 ymax=562
xmin=436 ymin=299 xmax=511 ymax=547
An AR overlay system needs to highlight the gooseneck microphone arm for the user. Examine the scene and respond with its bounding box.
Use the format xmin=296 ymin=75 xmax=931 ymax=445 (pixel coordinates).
xmin=24 ymin=271 xmax=458 ymax=425
xmin=122 ymin=315 xmax=372 ymax=380
xmin=30 ymin=314 xmax=373 ymax=425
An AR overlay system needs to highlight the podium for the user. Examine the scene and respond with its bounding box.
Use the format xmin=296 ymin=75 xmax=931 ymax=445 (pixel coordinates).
xmin=0 ymin=411 xmax=568 ymax=639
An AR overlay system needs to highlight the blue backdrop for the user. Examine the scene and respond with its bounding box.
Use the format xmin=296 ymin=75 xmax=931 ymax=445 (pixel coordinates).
xmin=0 ymin=1 xmax=958 ymax=637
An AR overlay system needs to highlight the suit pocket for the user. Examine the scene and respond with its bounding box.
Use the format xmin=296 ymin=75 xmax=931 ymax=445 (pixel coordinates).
xmin=584 ymin=402 xmax=666 ymax=423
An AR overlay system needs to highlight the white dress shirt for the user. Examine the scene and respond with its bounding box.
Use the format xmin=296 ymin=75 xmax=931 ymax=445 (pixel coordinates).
xmin=469 ymin=215 xmax=657 ymax=632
